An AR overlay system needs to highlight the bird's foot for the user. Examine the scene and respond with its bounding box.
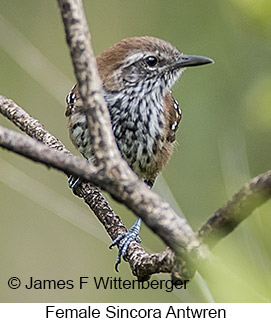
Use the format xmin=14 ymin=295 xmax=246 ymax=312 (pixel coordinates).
xmin=109 ymin=217 xmax=142 ymax=272
xmin=68 ymin=174 xmax=82 ymax=190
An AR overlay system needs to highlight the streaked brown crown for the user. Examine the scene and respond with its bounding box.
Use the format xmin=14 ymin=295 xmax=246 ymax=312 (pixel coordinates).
xmin=94 ymin=36 xmax=213 ymax=93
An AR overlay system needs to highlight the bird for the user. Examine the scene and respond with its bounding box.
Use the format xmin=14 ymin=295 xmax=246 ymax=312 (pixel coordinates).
xmin=65 ymin=36 xmax=213 ymax=270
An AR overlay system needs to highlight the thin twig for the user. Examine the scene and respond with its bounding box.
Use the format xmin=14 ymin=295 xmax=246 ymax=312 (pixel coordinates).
xmin=198 ymin=170 xmax=271 ymax=247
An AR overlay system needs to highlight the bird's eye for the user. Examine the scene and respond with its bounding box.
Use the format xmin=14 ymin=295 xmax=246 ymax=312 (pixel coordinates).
xmin=145 ymin=56 xmax=158 ymax=67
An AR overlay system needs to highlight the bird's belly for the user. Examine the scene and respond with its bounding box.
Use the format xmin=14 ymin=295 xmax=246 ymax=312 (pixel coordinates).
xmin=68 ymin=112 xmax=173 ymax=184
xmin=113 ymin=124 xmax=165 ymax=182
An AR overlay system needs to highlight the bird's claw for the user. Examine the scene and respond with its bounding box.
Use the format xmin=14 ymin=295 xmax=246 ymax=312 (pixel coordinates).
xmin=109 ymin=218 xmax=142 ymax=272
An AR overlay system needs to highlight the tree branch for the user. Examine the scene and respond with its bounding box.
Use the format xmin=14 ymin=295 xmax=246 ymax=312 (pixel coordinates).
xmin=1 ymin=95 xmax=271 ymax=279
xmin=198 ymin=170 xmax=271 ymax=247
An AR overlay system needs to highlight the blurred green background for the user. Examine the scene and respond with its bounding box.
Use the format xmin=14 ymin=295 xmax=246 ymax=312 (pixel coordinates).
xmin=0 ymin=0 xmax=271 ymax=302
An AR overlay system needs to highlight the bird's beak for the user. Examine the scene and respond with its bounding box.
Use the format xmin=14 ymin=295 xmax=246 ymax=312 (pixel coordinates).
xmin=174 ymin=55 xmax=214 ymax=69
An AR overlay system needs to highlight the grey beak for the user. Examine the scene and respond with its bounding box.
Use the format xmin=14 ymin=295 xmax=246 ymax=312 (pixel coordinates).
xmin=175 ymin=55 xmax=214 ymax=68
